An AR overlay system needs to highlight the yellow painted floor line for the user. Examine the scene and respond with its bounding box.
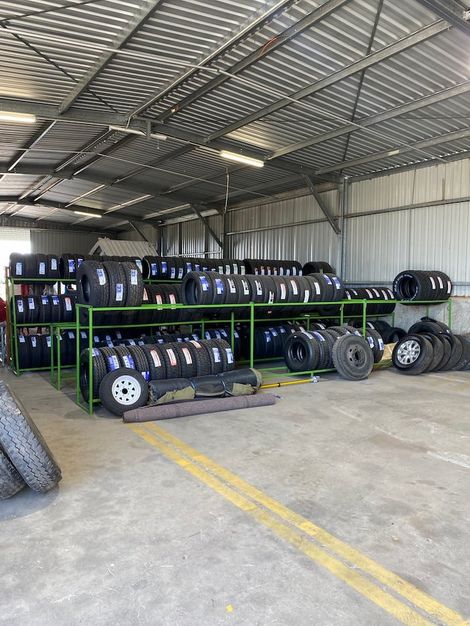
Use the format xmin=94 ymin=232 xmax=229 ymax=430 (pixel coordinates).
xmin=129 ymin=424 xmax=461 ymax=626
xmin=138 ymin=422 xmax=468 ymax=626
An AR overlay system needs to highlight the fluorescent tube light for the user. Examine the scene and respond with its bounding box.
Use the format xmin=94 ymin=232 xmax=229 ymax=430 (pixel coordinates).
xmin=220 ymin=150 xmax=264 ymax=167
xmin=74 ymin=210 xmax=102 ymax=218
xmin=109 ymin=125 xmax=167 ymax=140
xmin=0 ymin=111 xmax=36 ymax=124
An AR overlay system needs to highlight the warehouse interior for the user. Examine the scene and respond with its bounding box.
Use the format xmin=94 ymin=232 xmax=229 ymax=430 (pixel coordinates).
xmin=1 ymin=0 xmax=470 ymax=624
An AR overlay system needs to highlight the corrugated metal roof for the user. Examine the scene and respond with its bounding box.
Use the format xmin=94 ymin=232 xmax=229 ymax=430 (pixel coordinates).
xmin=2 ymin=0 xmax=470 ymax=230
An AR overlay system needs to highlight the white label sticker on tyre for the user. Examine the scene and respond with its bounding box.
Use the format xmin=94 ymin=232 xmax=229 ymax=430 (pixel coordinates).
xmin=279 ymin=267 xmax=284 ymax=276
xmin=130 ymin=269 xmax=138 ymax=285
xmin=106 ymin=341 xmax=114 ymax=347
xmin=28 ymin=297 xmax=35 ymax=310
xmin=280 ymin=283 xmax=287 ymax=300
xmin=333 ymin=277 xmax=342 ymax=290
xmin=279 ymin=327 xmax=286 ymax=334
xmin=68 ymin=331 xmax=74 ymax=339
xmin=52 ymin=296 xmax=59 ymax=306
xmin=242 ymin=279 xmax=250 ymax=295
xmin=42 ymin=296 xmax=48 ymax=305
xmin=17 ymin=300 xmax=24 ymax=313
xmin=365 ymin=289 xmax=373 ymax=299
xmin=255 ymin=280 xmax=262 ymax=296
xmin=96 ymin=268 xmax=106 ymax=285
xmin=429 ymin=276 xmax=436 ymax=290
xmin=161 ymin=262 xmax=167 ymax=274
xmin=200 ymin=276 xmax=210 ymax=292
xmin=379 ymin=339 xmax=384 ymax=350
xmin=212 ymin=347 xmax=221 ymax=363
xmin=108 ymin=355 xmax=119 ymax=371
xmin=312 ymin=332 xmax=325 ymax=342
xmin=436 ymin=276 xmax=443 ymax=289
xmin=221 ymin=330 xmax=228 ymax=338
xmin=92 ymin=348 xmax=100 ymax=357
xmin=135 ymin=260 xmax=142 ymax=273
xmin=270 ymin=328 xmax=278 ymax=337
xmin=46 ymin=337 xmax=51 ymax=348
xmin=51 ymin=258 xmax=57 ymax=271
xmin=314 ymin=281 xmax=321 ymax=296
xmin=31 ymin=336 xmax=37 ymax=347
xmin=273 ymin=268 xmax=278 ymax=275
xmin=268 ymin=291 xmax=274 ymax=304
xmin=166 ymin=348 xmax=177 ymax=366
xmin=215 ymin=278 xmax=224 ymax=295
xmin=178 ymin=267 xmax=184 ymax=279
xmin=151 ymin=263 xmax=157 ymax=276
xmin=260 ymin=267 xmax=265 ymax=275
xmin=77 ymin=257 xmax=84 ymax=267
xmin=182 ymin=347 xmax=192 ymax=365
xmin=186 ymin=263 xmax=193 ymax=272
xmin=65 ymin=297 xmax=72 ymax=311
xmin=240 ymin=266 xmax=245 ymax=275
xmin=122 ymin=355 xmax=134 ymax=369
xmin=81 ymin=331 xmax=87 ymax=339
xmin=372 ymin=288 xmax=380 ymax=298
xmin=264 ymin=331 xmax=271 ymax=342
xmin=214 ymin=330 xmax=221 ymax=339
xmin=143 ymin=371 xmax=150 ymax=381
xmin=150 ymin=350 xmax=161 ymax=367
xmin=303 ymin=289 xmax=310 ymax=303
xmin=302 ymin=331 xmax=314 ymax=339
xmin=367 ymin=336 xmax=374 ymax=348
xmin=228 ymin=278 xmax=236 ymax=294
xmin=39 ymin=262 xmax=46 ymax=275
xmin=226 ymin=348 xmax=234 ymax=364
xmin=232 ymin=264 xmax=238 ymax=274
xmin=190 ymin=341 xmax=202 ymax=349
xmin=143 ymin=289 xmax=149 ymax=302
xmin=68 ymin=259 xmax=75 ymax=273
xmin=293 ymin=267 xmax=298 ymax=276
xmin=170 ymin=267 xmax=176 ymax=279
xmin=16 ymin=262 xmax=23 ymax=275
xmin=115 ymin=331 xmax=122 ymax=339
xmin=156 ymin=294 xmax=163 ymax=305
xmin=19 ymin=335 xmax=25 ymax=343
xmin=447 ymin=280 xmax=452 ymax=294
xmin=290 ymin=279 xmax=298 ymax=296
xmin=169 ymin=294 xmax=176 ymax=305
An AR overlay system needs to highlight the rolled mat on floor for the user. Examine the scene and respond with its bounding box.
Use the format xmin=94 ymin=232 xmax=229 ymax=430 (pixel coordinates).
xmin=123 ymin=393 xmax=277 ymax=423
xmin=148 ymin=368 xmax=262 ymax=405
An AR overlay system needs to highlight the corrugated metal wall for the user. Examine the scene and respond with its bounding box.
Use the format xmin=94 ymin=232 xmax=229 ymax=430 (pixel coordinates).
xmin=161 ymin=158 xmax=470 ymax=295
xmin=30 ymin=230 xmax=106 ymax=255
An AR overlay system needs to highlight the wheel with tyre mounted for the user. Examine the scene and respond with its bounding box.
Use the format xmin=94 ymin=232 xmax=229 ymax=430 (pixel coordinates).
xmin=332 ymin=334 xmax=374 ymax=381
xmin=0 ymin=448 xmax=25 ymax=499
xmin=0 ymin=381 xmax=61 ymax=493
xmin=392 ymin=335 xmax=434 ymax=375
xmin=99 ymin=368 xmax=149 ymax=417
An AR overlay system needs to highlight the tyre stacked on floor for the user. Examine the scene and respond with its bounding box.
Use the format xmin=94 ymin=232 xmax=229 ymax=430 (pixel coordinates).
xmin=283 ymin=325 xmax=379 ymax=380
xmin=347 ymin=319 xmax=407 ymax=344
xmin=0 ymin=381 xmax=61 ymax=499
xmin=392 ymin=318 xmax=470 ymax=374
xmin=393 ymin=270 xmax=452 ymax=303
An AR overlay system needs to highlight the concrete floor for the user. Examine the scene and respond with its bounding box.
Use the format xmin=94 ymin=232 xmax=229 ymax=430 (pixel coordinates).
xmin=0 ymin=367 xmax=469 ymax=626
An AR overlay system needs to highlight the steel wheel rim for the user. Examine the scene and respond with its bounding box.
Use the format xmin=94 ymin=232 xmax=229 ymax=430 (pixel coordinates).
xmin=111 ymin=375 xmax=141 ymax=405
xmin=397 ymin=339 xmax=421 ymax=365
xmin=346 ymin=345 xmax=366 ymax=368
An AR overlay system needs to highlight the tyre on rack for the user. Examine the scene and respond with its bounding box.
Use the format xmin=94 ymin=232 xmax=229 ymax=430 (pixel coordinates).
xmin=393 ymin=270 xmax=452 ymax=302
xmin=141 ymin=344 xmax=167 ymax=380
xmin=59 ymin=253 xmax=77 ymax=280
xmin=0 ymin=381 xmax=62 ymax=493
xmin=77 ymin=260 xmax=110 ymax=325
xmin=79 ymin=347 xmax=108 ymax=401
xmin=303 ymin=261 xmax=335 ymax=275
xmin=102 ymin=261 xmax=127 ymax=326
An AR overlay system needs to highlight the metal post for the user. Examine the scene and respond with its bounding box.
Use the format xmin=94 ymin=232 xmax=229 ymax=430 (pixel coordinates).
xmin=57 ymin=327 xmax=62 ymax=390
xmin=230 ymin=311 xmax=235 ymax=353
xmin=448 ymin=299 xmax=452 ymax=329
xmin=75 ymin=307 xmax=80 ymax=405
xmin=11 ymin=279 xmax=19 ymax=375
xmin=88 ymin=309 xmax=93 ymax=415
xmin=362 ymin=300 xmax=367 ymax=336
xmin=250 ymin=302 xmax=255 ymax=368
xmin=340 ymin=302 xmax=344 ymax=326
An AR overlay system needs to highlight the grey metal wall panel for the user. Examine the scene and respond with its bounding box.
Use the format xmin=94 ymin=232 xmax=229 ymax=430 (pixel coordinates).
xmin=30 ymin=230 xmax=101 ymax=255
xmin=164 ymin=224 xmax=179 ymax=255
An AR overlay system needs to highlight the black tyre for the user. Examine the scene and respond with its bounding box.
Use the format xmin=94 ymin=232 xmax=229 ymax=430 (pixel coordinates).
xmin=77 ymin=261 xmax=110 ymax=308
xmin=332 ymin=335 xmax=374 ymax=381
xmin=47 ymin=254 xmax=60 ymax=280
xmin=26 ymin=295 xmax=40 ymax=324
xmin=187 ymin=340 xmax=212 ymax=376
xmin=28 ymin=335 xmax=43 ymax=369
xmin=0 ymin=381 xmax=61 ymax=492
xmin=0 ymin=448 xmax=25 ymax=499
xmin=284 ymin=332 xmax=321 ymax=372
xmin=141 ymin=344 xmax=167 ymax=381
xmin=17 ymin=335 xmax=31 ymax=369
xmin=203 ymin=339 xmax=225 ymax=375
xmin=160 ymin=343 xmax=183 ymax=379
xmin=59 ymin=253 xmax=77 ymax=279
xmin=440 ymin=334 xmax=463 ymax=371
xmin=13 ymin=296 xmax=26 ymax=325
xmin=182 ymin=272 xmax=214 ymax=306
xmin=79 ymin=347 xmax=108 ymax=401
xmin=392 ymin=335 xmax=434 ymax=375
xmin=175 ymin=343 xmax=199 ymax=378
xmin=103 ymin=261 xmax=127 ymax=325
xmin=10 ymin=253 xmax=26 ymax=278
xmin=99 ymin=368 xmax=148 ymax=417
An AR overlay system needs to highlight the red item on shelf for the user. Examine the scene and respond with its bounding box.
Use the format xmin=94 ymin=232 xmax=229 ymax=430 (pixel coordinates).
xmin=0 ymin=298 xmax=6 ymax=323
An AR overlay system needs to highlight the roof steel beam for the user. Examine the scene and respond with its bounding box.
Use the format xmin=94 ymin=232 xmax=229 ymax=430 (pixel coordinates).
xmin=205 ymin=21 xmax=449 ymax=142
xmin=7 ymin=122 xmax=56 ymax=171
xmin=269 ymin=80 xmax=470 ymax=159
xmin=191 ymin=205 xmax=223 ymax=249
xmin=413 ymin=0 xmax=470 ymax=34
xmin=303 ymin=175 xmax=340 ymax=234
xmin=152 ymin=0 xmax=351 ymax=123
xmin=58 ymin=0 xmax=164 ymax=114
xmin=316 ymin=127 xmax=470 ymax=175
xmin=128 ymin=0 xmax=298 ymax=118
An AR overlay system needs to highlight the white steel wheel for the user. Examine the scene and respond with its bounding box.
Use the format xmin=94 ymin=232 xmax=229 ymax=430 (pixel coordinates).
xmin=111 ymin=375 xmax=142 ymax=406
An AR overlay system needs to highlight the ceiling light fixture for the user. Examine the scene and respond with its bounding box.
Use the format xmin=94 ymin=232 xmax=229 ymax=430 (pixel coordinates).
xmin=108 ymin=125 xmax=167 ymax=141
xmin=0 ymin=111 xmax=36 ymax=124
xmin=73 ymin=210 xmax=102 ymax=218
xmin=220 ymin=150 xmax=264 ymax=168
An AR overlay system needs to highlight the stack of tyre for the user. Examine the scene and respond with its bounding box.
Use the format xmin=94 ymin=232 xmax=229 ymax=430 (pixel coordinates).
xmin=244 ymin=259 xmax=302 ymax=276
xmin=80 ymin=338 xmax=235 ymax=402
xmin=77 ymin=260 xmax=144 ymax=323
xmin=348 ymin=320 xmax=407 ymax=344
xmin=393 ymin=270 xmax=452 ymax=302
xmin=343 ymin=287 xmax=396 ymax=317
xmin=181 ymin=271 xmax=345 ymax=315
xmin=10 ymin=253 xmax=62 ymax=280
xmin=392 ymin=319 xmax=470 ymax=374
xmin=142 ymin=256 xmax=245 ymax=280
xmin=12 ymin=294 xmax=76 ymax=325
xmin=284 ymin=325 xmax=383 ymax=380
xmin=0 ymin=381 xmax=61 ymax=499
